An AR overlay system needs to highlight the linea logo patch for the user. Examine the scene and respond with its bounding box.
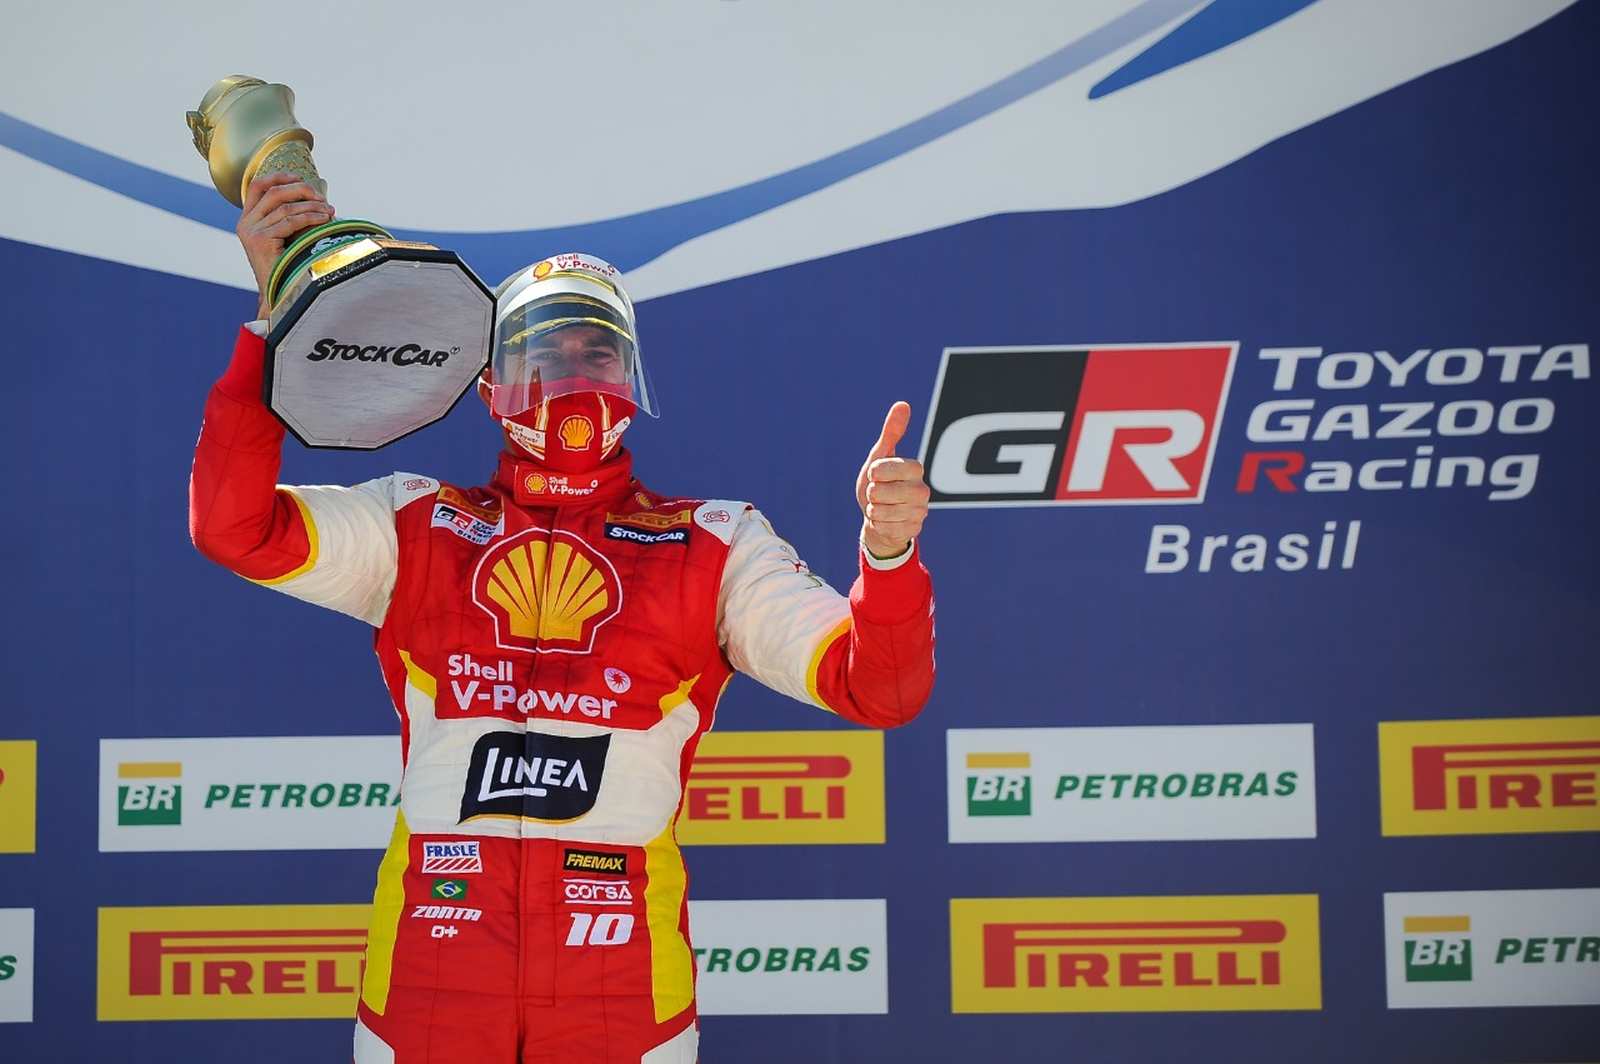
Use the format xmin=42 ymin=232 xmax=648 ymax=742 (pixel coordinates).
xmin=966 ymin=753 xmax=1031 ymax=816
xmin=1403 ymin=916 xmax=1472 ymax=982
xmin=920 ymin=344 xmax=1236 ymax=506
xmin=117 ymin=762 xmax=183 ymax=826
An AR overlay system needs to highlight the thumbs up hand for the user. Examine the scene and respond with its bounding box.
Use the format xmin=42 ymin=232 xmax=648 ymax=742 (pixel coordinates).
xmin=856 ymin=401 xmax=931 ymax=559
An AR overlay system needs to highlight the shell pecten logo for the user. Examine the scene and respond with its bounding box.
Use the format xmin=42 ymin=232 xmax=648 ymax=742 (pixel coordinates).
xmin=472 ymin=528 xmax=622 ymax=653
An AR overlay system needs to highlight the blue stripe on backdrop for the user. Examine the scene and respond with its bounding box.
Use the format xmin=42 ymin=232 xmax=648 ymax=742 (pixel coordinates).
xmin=1 ymin=1 xmax=1595 ymax=1060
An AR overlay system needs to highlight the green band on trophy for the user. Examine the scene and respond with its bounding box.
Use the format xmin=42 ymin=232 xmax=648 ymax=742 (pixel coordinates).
xmin=266 ymin=218 xmax=394 ymax=307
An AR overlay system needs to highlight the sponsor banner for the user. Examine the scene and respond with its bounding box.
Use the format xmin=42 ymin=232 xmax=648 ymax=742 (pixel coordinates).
xmin=0 ymin=741 xmax=36 ymax=854
xmin=951 ymin=895 xmax=1322 ymax=1013
xmin=679 ymin=731 xmax=884 ymax=845
xmin=689 ymin=899 xmax=886 ymax=1015
xmin=99 ymin=737 xmax=400 ymax=852
xmin=1378 ymin=716 xmax=1600 ymax=836
xmin=948 ymin=725 xmax=1316 ymax=843
xmin=1385 ymin=889 xmax=1600 ymax=1008
xmin=0 ymin=909 xmax=34 ymax=1023
xmin=98 ymin=905 xmax=370 ymax=1021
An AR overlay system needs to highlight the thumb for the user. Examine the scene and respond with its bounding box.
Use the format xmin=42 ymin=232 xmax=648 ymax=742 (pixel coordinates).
xmin=868 ymin=401 xmax=912 ymax=462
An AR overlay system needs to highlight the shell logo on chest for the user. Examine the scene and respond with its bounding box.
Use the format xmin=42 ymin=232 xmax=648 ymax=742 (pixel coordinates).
xmin=471 ymin=528 xmax=622 ymax=654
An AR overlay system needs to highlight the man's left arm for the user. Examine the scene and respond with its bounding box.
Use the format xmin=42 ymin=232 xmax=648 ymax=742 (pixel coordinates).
xmin=718 ymin=402 xmax=935 ymax=728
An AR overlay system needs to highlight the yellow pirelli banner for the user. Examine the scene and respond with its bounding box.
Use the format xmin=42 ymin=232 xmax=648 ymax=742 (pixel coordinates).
xmin=678 ymin=731 xmax=884 ymax=845
xmin=951 ymin=895 xmax=1322 ymax=1013
xmin=0 ymin=740 xmax=37 ymax=853
xmin=1379 ymin=715 xmax=1600 ymax=836
xmin=98 ymin=905 xmax=371 ymax=1020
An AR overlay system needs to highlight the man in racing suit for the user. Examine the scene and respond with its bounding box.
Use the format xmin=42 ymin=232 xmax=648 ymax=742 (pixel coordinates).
xmin=189 ymin=174 xmax=935 ymax=1063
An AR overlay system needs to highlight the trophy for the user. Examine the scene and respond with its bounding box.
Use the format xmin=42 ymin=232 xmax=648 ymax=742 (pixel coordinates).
xmin=187 ymin=76 xmax=494 ymax=449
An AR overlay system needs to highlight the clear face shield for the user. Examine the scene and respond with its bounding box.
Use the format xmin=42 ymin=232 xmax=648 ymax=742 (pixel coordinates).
xmin=488 ymin=292 xmax=657 ymax=419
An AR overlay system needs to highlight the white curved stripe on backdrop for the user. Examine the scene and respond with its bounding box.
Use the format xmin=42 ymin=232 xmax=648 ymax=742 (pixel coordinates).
xmin=0 ymin=0 xmax=1575 ymax=299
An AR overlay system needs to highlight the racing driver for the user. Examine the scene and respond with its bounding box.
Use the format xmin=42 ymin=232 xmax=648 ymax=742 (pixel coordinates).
xmin=189 ymin=173 xmax=936 ymax=1063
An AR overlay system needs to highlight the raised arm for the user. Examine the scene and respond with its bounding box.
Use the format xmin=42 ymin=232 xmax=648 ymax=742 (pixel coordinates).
xmin=187 ymin=174 xmax=402 ymax=625
xmin=718 ymin=401 xmax=935 ymax=727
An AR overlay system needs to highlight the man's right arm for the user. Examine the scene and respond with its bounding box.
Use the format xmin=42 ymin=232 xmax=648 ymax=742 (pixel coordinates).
xmin=188 ymin=323 xmax=401 ymax=626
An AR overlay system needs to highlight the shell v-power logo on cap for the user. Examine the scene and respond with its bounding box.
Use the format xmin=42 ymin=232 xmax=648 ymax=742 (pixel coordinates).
xmin=472 ymin=528 xmax=622 ymax=654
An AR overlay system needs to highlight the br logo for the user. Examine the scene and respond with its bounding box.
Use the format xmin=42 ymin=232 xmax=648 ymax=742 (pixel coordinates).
xmin=1403 ymin=916 xmax=1473 ymax=982
xmin=920 ymin=344 xmax=1236 ymax=506
xmin=472 ymin=528 xmax=622 ymax=654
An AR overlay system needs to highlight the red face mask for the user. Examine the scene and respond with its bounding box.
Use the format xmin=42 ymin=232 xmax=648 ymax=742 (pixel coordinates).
xmin=490 ymin=386 xmax=635 ymax=473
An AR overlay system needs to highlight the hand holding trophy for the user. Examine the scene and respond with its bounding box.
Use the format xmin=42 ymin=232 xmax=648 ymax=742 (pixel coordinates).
xmin=187 ymin=76 xmax=494 ymax=449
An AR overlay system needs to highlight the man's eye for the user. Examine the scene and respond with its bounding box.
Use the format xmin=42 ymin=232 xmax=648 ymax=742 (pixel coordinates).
xmin=586 ymin=350 xmax=618 ymax=363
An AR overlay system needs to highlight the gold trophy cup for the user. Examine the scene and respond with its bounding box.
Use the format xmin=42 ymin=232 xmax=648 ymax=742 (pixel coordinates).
xmin=187 ymin=76 xmax=493 ymax=449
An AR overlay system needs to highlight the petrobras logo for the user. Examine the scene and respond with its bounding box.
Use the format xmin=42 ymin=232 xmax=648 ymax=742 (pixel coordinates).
xmin=1378 ymin=716 xmax=1600 ymax=836
xmin=950 ymin=895 xmax=1322 ymax=1014
xmin=948 ymin=725 xmax=1316 ymax=843
xmin=1385 ymin=890 xmax=1600 ymax=1009
xmin=97 ymin=905 xmax=369 ymax=1021
xmin=920 ymin=344 xmax=1237 ymax=507
xmin=99 ymin=738 xmax=401 ymax=852
xmin=689 ymin=899 xmax=886 ymax=1015
xmin=0 ymin=740 xmax=37 ymax=854
xmin=678 ymin=731 xmax=885 ymax=845
xmin=0 ymin=909 xmax=34 ymax=1023
xmin=420 ymin=841 xmax=483 ymax=875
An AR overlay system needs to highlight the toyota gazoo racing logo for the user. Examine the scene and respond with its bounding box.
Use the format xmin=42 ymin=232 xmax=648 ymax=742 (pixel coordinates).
xmin=921 ymin=344 xmax=1236 ymax=506
xmin=921 ymin=341 xmax=1590 ymax=575
xmin=471 ymin=528 xmax=623 ymax=654
xmin=304 ymin=337 xmax=456 ymax=367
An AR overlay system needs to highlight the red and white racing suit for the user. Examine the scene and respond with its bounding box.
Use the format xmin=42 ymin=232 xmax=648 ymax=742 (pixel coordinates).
xmin=189 ymin=326 xmax=936 ymax=1063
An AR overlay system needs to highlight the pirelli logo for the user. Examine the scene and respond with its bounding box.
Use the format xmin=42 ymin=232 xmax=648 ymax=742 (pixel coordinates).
xmin=98 ymin=905 xmax=370 ymax=1020
xmin=950 ymin=896 xmax=1322 ymax=1013
xmin=1379 ymin=716 xmax=1600 ymax=836
xmin=678 ymin=731 xmax=885 ymax=845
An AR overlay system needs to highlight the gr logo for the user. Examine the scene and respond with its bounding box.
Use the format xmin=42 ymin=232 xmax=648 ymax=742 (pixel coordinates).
xmin=920 ymin=345 xmax=1237 ymax=505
